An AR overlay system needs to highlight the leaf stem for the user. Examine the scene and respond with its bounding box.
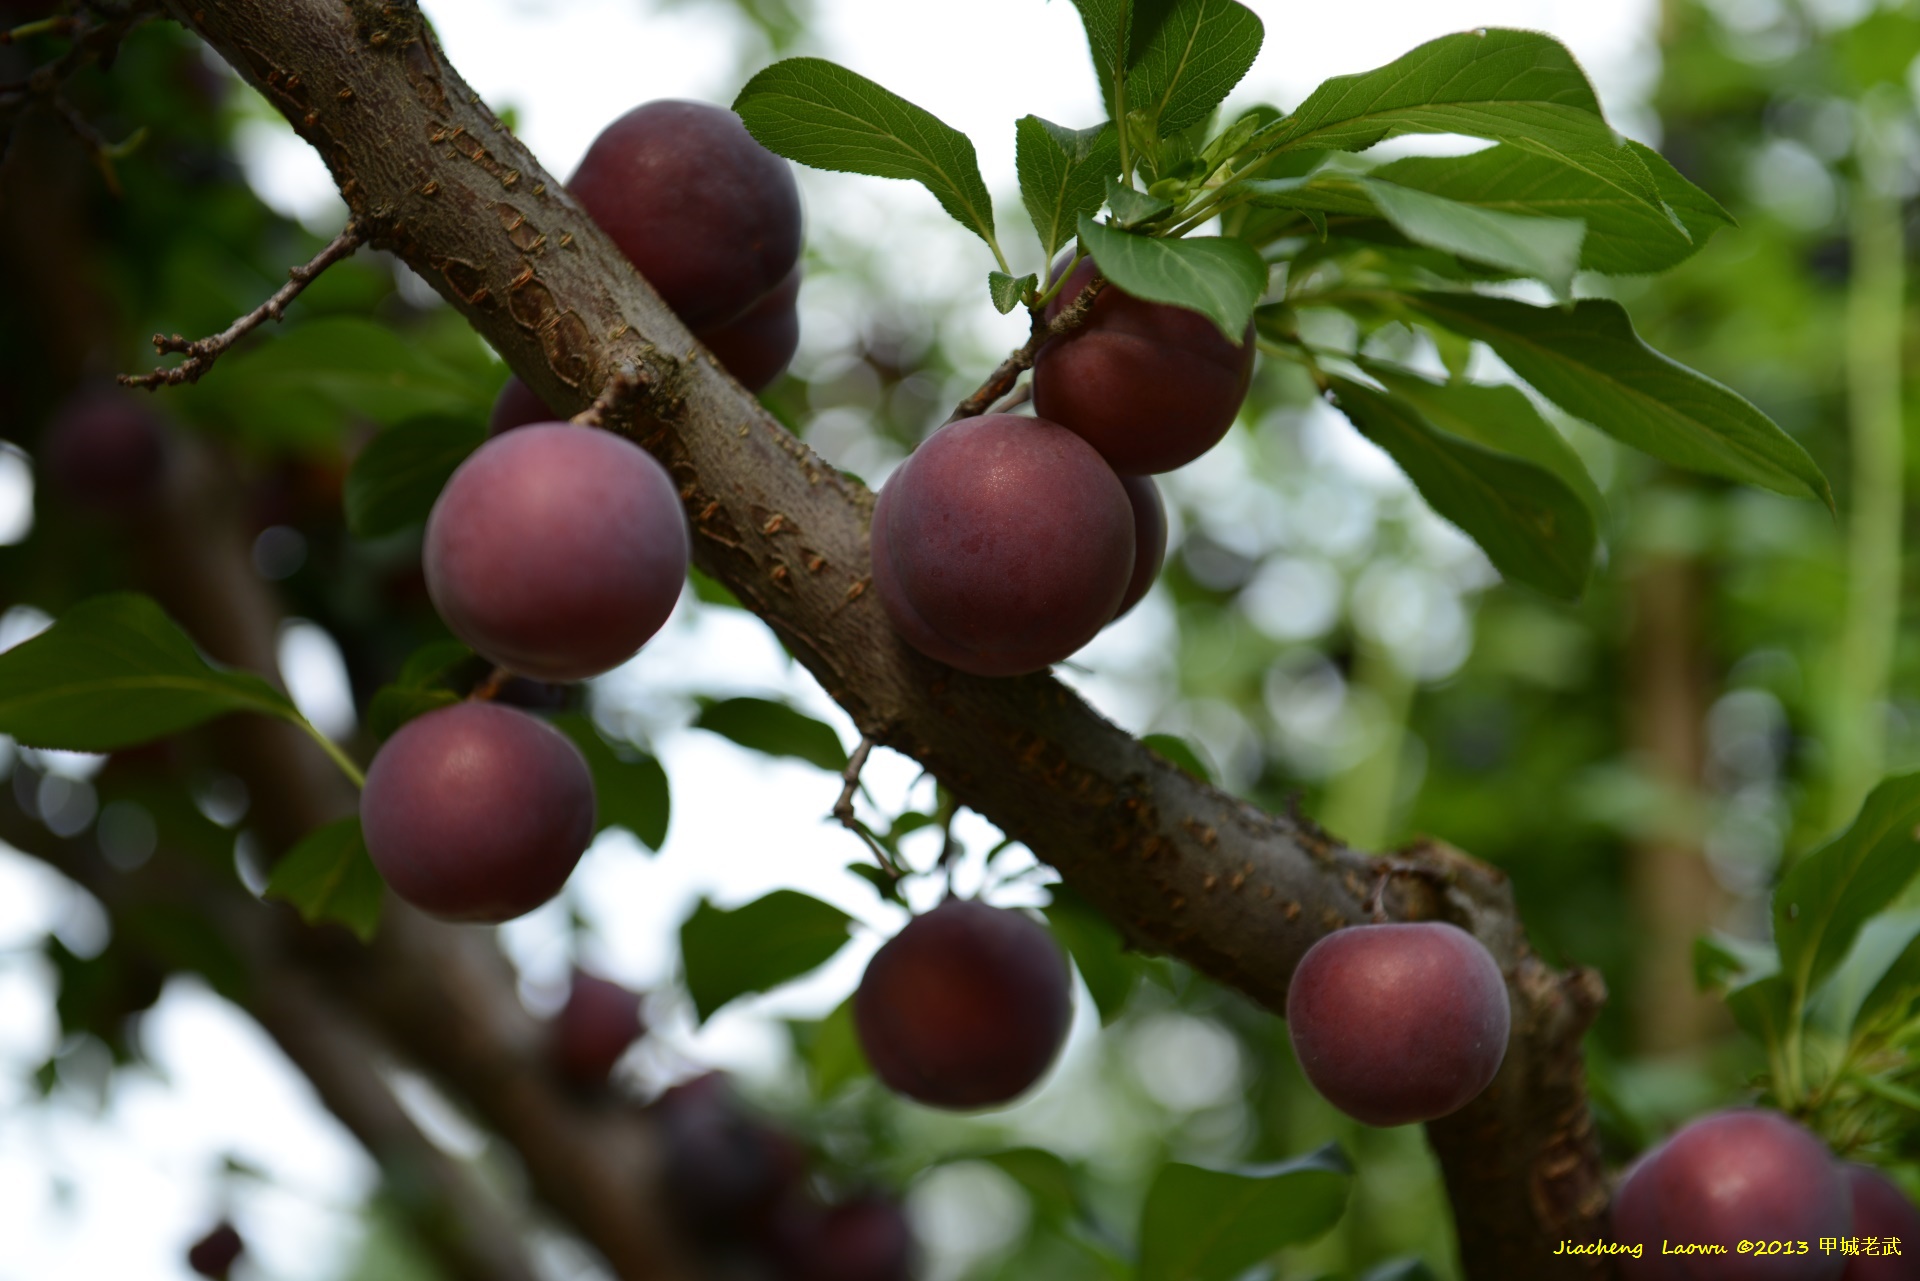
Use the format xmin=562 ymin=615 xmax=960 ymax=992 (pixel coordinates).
xmin=299 ymin=718 xmax=367 ymax=789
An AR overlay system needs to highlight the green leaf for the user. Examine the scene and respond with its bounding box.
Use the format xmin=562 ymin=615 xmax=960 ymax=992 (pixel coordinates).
xmin=366 ymin=639 xmax=473 ymax=740
xmin=1404 ymin=293 xmax=1832 ymax=507
xmin=264 ymin=817 xmax=384 ymax=943
xmin=197 ymin=317 xmax=488 ymax=447
xmin=1107 ymin=175 xmax=1176 ymax=227
xmin=1358 ymin=360 xmax=1605 ymax=520
xmin=694 ymin=696 xmax=848 ymax=772
xmin=796 ymin=995 xmax=870 ymax=1098
xmin=1725 ymin=972 xmax=1794 ymax=1052
xmin=1328 ymin=376 xmax=1595 ymax=600
xmin=679 ymin=890 xmax=854 ymax=1022
xmin=1256 ymin=29 xmax=1663 ymax=210
xmin=977 ymin=1147 xmax=1084 ymax=1224
xmin=1776 ymin=773 xmax=1920 ymax=1010
xmin=554 ymin=714 xmax=671 ymax=851
xmin=1044 ymin=884 xmax=1140 ymax=1024
xmin=344 ymin=414 xmax=484 ymax=538
xmin=989 ymin=271 xmax=1038 ymax=315
xmin=1857 ymin=926 xmax=1920 ymax=1033
xmin=1016 ymin=117 xmax=1119 ymax=263
xmin=734 ymin=58 xmax=998 ymax=249
xmin=1068 ymin=0 xmax=1135 ymax=121
xmin=1136 ymin=1145 xmax=1352 ymax=1281
xmin=1077 ymin=217 xmax=1265 ymax=340
xmin=1141 ymin=732 xmax=1215 ymax=783
xmin=1125 ymin=0 xmax=1264 ymax=137
xmin=1360 ymin=177 xmax=1584 ymax=297
xmin=1372 ymin=141 xmax=1732 ymax=275
xmin=0 ymin=593 xmax=299 ymax=751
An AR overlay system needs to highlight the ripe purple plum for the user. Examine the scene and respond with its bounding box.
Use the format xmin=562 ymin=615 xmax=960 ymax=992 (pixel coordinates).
xmin=854 ymin=898 xmax=1072 ymax=1110
xmin=1031 ymin=258 xmax=1255 ymax=475
xmin=41 ymin=389 xmax=169 ymax=510
xmin=186 ymin=1222 xmax=244 ymax=1280
xmin=1610 ymin=1109 xmax=1849 ymax=1279
xmin=870 ymin=414 xmax=1134 ymax=677
xmin=699 ymin=264 xmax=801 ymax=392
xmin=487 ymin=376 xmax=555 ymax=437
xmin=425 ymin=423 xmax=689 ymax=682
xmin=783 ymin=1195 xmax=916 ymax=1281
xmin=1114 ymin=474 xmax=1167 ymax=620
xmin=570 ymin=100 xmax=802 ymax=333
xmin=361 ymin=702 xmax=595 ymax=923
xmin=1285 ymin=921 xmax=1510 ymax=1127
xmin=551 ymin=969 xmax=646 ymax=1087
xmin=1840 ymin=1164 xmax=1920 ymax=1280
xmin=653 ymin=1072 xmax=808 ymax=1240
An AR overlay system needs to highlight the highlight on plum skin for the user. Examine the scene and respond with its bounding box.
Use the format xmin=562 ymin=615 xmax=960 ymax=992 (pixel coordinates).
xmin=1284 ymin=921 xmax=1510 ymax=1127
xmin=424 ymin=422 xmax=690 ymax=683
xmin=360 ymin=701 xmax=596 ymax=924
xmin=853 ymin=898 xmax=1073 ymax=1110
xmin=870 ymin=413 xmax=1135 ymax=678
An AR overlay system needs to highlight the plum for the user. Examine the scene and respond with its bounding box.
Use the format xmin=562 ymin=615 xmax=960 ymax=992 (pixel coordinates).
xmin=1114 ymin=474 xmax=1166 ymax=620
xmin=652 ymin=1072 xmax=808 ymax=1240
xmin=569 ymin=100 xmax=802 ymax=333
xmin=1285 ymin=921 xmax=1510 ymax=1126
xmin=551 ymin=969 xmax=646 ymax=1087
xmin=699 ymin=263 xmax=801 ymax=392
xmin=1610 ymin=1109 xmax=1850 ymax=1279
xmin=360 ymin=701 xmax=595 ymax=923
xmin=41 ymin=389 xmax=169 ymax=510
xmin=1031 ymin=258 xmax=1255 ymax=475
xmin=783 ymin=1195 xmax=916 ymax=1281
xmin=854 ymin=898 xmax=1072 ymax=1110
xmin=486 ymin=376 xmax=554 ymax=437
xmin=870 ymin=413 xmax=1134 ymax=677
xmin=1840 ymin=1163 xmax=1920 ymax=1279
xmin=424 ymin=422 xmax=689 ymax=682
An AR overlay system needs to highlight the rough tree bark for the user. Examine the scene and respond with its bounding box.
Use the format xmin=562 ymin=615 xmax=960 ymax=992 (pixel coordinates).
xmin=118 ymin=1 xmax=1618 ymax=1275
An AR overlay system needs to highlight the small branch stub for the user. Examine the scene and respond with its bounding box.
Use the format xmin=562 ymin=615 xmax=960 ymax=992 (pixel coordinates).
xmin=120 ymin=221 xmax=365 ymax=389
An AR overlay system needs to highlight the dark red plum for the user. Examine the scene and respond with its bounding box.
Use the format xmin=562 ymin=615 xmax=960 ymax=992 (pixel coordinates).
xmin=653 ymin=1072 xmax=808 ymax=1240
xmin=870 ymin=414 xmax=1134 ymax=677
xmin=854 ymin=898 xmax=1072 ymax=1110
xmin=1611 ymin=1110 xmax=1849 ymax=1279
xmin=41 ymin=389 xmax=169 ymax=510
xmin=487 ymin=376 xmax=555 ymax=437
xmin=1840 ymin=1164 xmax=1920 ymax=1279
xmin=1285 ymin=921 xmax=1509 ymax=1127
xmin=361 ymin=702 xmax=595 ymax=923
xmin=551 ymin=969 xmax=646 ymax=1087
xmin=1031 ymin=258 xmax=1254 ymax=475
xmin=570 ymin=100 xmax=802 ymax=332
xmin=425 ymin=423 xmax=689 ymax=681
xmin=186 ymin=1222 xmax=244 ymax=1280
xmin=784 ymin=1195 xmax=916 ymax=1281
xmin=1114 ymin=474 xmax=1166 ymax=620
xmin=699 ymin=264 xmax=801 ymax=392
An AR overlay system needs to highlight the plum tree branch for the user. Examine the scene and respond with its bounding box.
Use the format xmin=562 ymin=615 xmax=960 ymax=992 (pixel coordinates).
xmin=119 ymin=220 xmax=365 ymax=388
xmin=155 ymin=2 xmax=1614 ymax=1274
xmin=945 ymin=275 xmax=1103 ymax=424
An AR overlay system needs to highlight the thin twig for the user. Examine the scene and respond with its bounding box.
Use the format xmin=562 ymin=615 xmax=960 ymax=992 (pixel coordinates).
xmin=52 ymin=94 xmax=143 ymax=196
xmin=120 ymin=221 xmax=365 ymax=389
xmin=984 ymin=381 xmax=1032 ymax=417
xmin=943 ymin=275 xmax=1105 ymax=425
xmin=0 ymin=15 xmax=81 ymax=45
xmin=831 ymin=734 xmax=877 ymax=830
xmin=468 ymin=666 xmax=511 ymax=702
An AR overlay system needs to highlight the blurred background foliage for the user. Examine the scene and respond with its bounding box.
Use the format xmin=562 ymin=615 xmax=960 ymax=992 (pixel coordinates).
xmin=4 ymin=0 xmax=1920 ymax=1278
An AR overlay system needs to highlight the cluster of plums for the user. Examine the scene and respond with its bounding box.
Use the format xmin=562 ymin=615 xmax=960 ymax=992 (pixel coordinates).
xmin=1610 ymin=1108 xmax=1918 ymax=1278
xmin=653 ymin=1072 xmax=915 ymax=1281
xmin=362 ymin=100 xmax=804 ymax=924
xmin=870 ymin=258 xmax=1242 ymax=677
